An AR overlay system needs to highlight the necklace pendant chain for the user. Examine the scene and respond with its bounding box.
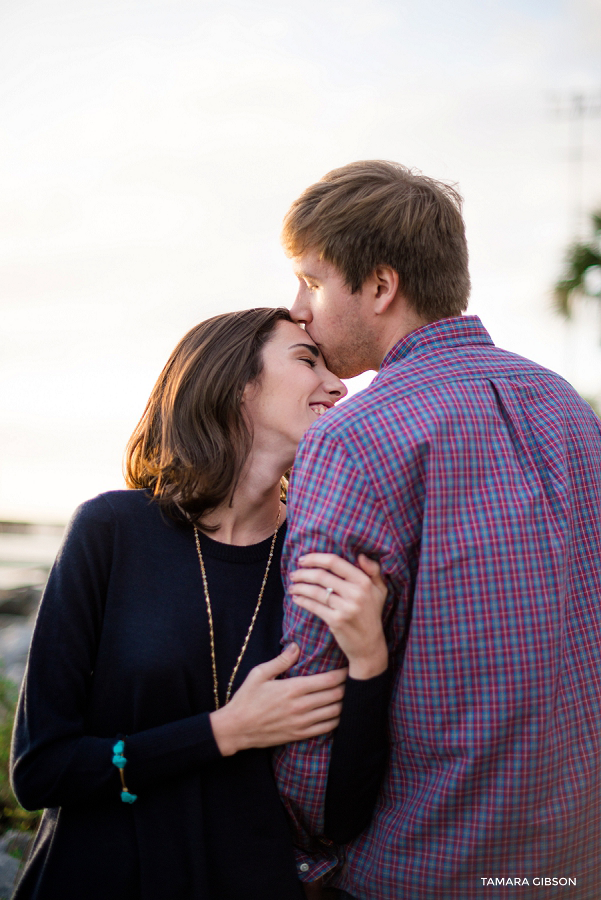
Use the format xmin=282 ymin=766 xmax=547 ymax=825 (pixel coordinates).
xmin=194 ymin=506 xmax=281 ymax=710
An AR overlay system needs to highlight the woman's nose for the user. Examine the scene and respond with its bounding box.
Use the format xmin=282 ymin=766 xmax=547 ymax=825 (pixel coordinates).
xmin=328 ymin=379 xmax=348 ymax=399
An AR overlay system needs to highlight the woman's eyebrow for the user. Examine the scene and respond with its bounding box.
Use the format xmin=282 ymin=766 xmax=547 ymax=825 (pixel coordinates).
xmin=288 ymin=343 xmax=319 ymax=357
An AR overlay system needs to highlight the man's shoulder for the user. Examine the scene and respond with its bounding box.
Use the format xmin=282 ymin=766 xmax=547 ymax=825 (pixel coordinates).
xmin=387 ymin=340 xmax=571 ymax=394
xmin=306 ymin=343 xmax=594 ymax=447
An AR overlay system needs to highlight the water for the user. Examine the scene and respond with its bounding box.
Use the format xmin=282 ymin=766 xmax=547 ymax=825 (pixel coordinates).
xmin=0 ymin=524 xmax=64 ymax=686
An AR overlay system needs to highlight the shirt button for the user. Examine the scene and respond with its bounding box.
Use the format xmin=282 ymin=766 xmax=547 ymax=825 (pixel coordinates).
xmin=299 ymin=863 xmax=310 ymax=873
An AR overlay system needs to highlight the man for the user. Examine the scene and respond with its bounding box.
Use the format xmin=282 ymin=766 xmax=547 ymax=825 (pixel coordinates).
xmin=274 ymin=160 xmax=601 ymax=899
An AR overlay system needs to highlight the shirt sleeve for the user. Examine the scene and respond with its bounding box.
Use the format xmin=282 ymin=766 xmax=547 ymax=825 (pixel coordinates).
xmin=10 ymin=497 xmax=222 ymax=812
xmin=273 ymin=429 xmax=400 ymax=881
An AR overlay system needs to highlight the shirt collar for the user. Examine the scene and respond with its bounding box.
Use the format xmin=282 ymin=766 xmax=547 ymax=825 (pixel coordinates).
xmin=381 ymin=315 xmax=494 ymax=369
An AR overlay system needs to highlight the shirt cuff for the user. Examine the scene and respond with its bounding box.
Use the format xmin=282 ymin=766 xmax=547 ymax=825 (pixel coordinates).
xmin=293 ymin=841 xmax=344 ymax=883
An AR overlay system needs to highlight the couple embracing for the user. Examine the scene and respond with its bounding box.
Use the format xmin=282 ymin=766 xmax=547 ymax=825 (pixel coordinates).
xmin=10 ymin=161 xmax=601 ymax=900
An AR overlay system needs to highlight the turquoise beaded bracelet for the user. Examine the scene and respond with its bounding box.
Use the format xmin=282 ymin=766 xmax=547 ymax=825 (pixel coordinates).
xmin=112 ymin=740 xmax=138 ymax=804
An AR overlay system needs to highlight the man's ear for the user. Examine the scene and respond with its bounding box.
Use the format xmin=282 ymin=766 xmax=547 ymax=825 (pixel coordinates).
xmin=372 ymin=265 xmax=400 ymax=314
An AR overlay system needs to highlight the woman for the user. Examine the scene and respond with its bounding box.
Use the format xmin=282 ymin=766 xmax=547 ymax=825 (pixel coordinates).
xmin=10 ymin=308 xmax=389 ymax=900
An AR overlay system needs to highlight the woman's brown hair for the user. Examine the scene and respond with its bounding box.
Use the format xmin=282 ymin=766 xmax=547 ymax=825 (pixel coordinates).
xmin=124 ymin=307 xmax=293 ymax=527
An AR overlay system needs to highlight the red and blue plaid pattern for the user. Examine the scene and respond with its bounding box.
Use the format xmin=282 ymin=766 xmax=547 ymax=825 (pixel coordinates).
xmin=274 ymin=316 xmax=601 ymax=899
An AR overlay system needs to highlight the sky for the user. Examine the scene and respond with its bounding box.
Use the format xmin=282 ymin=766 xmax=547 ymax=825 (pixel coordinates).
xmin=1 ymin=0 xmax=601 ymax=522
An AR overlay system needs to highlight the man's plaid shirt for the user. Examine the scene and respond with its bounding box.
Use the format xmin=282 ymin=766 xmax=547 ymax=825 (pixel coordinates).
xmin=274 ymin=316 xmax=601 ymax=900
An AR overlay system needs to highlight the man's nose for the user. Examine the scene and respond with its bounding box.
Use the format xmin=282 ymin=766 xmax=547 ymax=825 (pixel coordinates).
xmin=290 ymin=286 xmax=312 ymax=324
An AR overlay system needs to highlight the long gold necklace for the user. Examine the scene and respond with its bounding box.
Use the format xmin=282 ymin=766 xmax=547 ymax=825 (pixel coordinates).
xmin=194 ymin=506 xmax=281 ymax=709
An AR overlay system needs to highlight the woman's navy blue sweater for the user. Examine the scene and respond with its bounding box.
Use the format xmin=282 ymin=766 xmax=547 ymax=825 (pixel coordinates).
xmin=10 ymin=490 xmax=388 ymax=900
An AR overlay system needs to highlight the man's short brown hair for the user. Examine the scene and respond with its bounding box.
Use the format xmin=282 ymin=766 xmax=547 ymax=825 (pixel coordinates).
xmin=282 ymin=160 xmax=470 ymax=321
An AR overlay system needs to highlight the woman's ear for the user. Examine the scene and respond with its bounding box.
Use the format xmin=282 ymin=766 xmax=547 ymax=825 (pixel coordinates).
xmin=241 ymin=381 xmax=255 ymax=404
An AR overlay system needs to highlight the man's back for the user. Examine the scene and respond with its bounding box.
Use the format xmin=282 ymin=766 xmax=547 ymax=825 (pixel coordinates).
xmin=276 ymin=316 xmax=601 ymax=899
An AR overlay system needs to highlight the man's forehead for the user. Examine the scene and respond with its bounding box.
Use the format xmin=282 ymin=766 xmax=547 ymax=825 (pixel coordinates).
xmin=293 ymin=251 xmax=331 ymax=279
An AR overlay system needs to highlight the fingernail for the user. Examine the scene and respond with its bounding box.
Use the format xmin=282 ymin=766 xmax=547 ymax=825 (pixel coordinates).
xmin=285 ymin=642 xmax=299 ymax=654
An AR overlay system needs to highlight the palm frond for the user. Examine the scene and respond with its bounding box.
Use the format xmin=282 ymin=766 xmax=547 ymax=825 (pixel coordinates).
xmin=553 ymin=211 xmax=601 ymax=318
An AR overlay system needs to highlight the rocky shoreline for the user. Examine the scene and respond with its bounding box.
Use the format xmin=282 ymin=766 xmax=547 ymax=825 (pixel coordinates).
xmin=0 ymin=522 xmax=64 ymax=898
xmin=0 ymin=522 xmax=63 ymax=682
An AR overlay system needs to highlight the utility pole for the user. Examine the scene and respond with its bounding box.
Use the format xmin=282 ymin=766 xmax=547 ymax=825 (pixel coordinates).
xmin=550 ymin=91 xmax=601 ymax=239
xmin=550 ymin=91 xmax=601 ymax=392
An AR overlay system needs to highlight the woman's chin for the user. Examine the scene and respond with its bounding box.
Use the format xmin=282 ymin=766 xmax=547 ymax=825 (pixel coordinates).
xmin=281 ymin=453 xmax=297 ymax=473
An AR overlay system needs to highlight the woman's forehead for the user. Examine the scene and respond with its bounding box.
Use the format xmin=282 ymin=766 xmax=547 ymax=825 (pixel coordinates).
xmin=275 ymin=319 xmax=318 ymax=350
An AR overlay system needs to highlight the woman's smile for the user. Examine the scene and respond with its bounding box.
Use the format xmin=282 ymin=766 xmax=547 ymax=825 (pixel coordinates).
xmin=243 ymin=320 xmax=347 ymax=464
xmin=309 ymin=402 xmax=333 ymax=416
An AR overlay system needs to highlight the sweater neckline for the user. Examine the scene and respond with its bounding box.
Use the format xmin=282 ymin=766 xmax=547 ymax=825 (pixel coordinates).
xmin=192 ymin=519 xmax=288 ymax=564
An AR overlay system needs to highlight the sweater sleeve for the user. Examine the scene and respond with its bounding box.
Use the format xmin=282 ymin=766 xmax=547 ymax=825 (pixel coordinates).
xmin=324 ymin=669 xmax=390 ymax=844
xmin=10 ymin=496 xmax=222 ymax=812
